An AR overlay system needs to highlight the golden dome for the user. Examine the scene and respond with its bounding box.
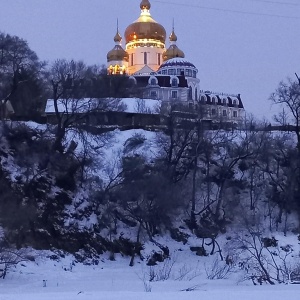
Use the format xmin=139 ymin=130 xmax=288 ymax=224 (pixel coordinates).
xmin=107 ymin=45 xmax=129 ymax=62
xmin=163 ymin=45 xmax=185 ymax=61
xmin=124 ymin=1 xmax=166 ymax=44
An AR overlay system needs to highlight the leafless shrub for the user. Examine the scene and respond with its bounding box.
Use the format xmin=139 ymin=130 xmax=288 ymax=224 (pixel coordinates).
xmin=148 ymin=257 xmax=176 ymax=281
xmin=174 ymin=263 xmax=193 ymax=281
xmin=205 ymin=257 xmax=235 ymax=280
xmin=173 ymin=262 xmax=202 ymax=281
xmin=0 ymin=245 xmax=33 ymax=279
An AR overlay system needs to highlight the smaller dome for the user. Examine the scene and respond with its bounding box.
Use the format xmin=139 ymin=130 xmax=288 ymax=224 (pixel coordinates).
xmin=107 ymin=45 xmax=129 ymax=62
xmin=140 ymin=0 xmax=151 ymax=10
xmin=163 ymin=45 xmax=185 ymax=61
xmin=169 ymin=30 xmax=177 ymax=42
xmin=114 ymin=32 xmax=122 ymax=43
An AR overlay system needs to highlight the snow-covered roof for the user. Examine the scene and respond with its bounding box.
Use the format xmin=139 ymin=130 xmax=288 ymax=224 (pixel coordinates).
xmin=159 ymin=57 xmax=196 ymax=69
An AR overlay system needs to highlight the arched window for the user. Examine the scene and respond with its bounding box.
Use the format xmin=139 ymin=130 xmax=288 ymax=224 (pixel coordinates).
xmin=195 ymin=88 xmax=198 ymax=101
xmin=233 ymin=99 xmax=237 ymax=106
xmin=223 ymin=98 xmax=227 ymax=105
xmin=150 ymin=78 xmax=156 ymax=85
xmin=212 ymin=97 xmax=216 ymax=104
xmin=171 ymin=78 xmax=178 ymax=87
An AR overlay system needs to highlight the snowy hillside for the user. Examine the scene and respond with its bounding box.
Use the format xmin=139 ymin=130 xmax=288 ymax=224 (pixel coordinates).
xmin=1 ymin=120 xmax=300 ymax=299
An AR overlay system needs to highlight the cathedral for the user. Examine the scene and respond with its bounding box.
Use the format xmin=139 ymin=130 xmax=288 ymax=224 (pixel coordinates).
xmin=106 ymin=0 xmax=245 ymax=124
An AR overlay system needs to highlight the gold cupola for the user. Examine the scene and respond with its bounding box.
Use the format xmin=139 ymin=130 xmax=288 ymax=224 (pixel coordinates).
xmin=124 ymin=0 xmax=166 ymax=45
xmin=107 ymin=32 xmax=128 ymax=62
xmin=163 ymin=26 xmax=185 ymax=61
xmin=107 ymin=23 xmax=129 ymax=75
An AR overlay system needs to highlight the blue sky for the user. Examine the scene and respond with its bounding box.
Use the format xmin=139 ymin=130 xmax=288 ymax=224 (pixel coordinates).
xmin=0 ymin=0 xmax=299 ymax=120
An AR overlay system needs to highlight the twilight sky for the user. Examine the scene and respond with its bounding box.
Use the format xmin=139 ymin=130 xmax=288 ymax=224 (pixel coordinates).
xmin=0 ymin=0 xmax=299 ymax=120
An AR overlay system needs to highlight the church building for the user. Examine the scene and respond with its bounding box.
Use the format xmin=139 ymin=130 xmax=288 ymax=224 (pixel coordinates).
xmin=106 ymin=0 xmax=245 ymax=124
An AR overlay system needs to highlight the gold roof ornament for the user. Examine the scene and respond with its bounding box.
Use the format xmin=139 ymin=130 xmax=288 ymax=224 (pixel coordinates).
xmin=163 ymin=26 xmax=185 ymax=61
xmin=124 ymin=0 xmax=166 ymax=44
xmin=107 ymin=46 xmax=129 ymax=62
xmin=107 ymin=21 xmax=129 ymax=63
xmin=140 ymin=0 xmax=151 ymax=10
xmin=169 ymin=30 xmax=177 ymax=42
xmin=163 ymin=45 xmax=185 ymax=61
xmin=114 ymin=31 xmax=122 ymax=43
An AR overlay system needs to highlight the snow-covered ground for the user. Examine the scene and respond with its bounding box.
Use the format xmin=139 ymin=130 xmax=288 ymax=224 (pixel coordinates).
xmin=0 ymin=244 xmax=300 ymax=300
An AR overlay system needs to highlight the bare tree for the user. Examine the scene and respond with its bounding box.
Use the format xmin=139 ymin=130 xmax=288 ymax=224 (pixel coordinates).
xmin=0 ymin=32 xmax=46 ymax=118
xmin=270 ymin=77 xmax=300 ymax=149
xmin=47 ymin=59 xmax=121 ymax=153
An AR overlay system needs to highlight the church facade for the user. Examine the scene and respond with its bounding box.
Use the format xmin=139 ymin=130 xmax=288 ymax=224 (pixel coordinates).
xmin=106 ymin=0 xmax=245 ymax=124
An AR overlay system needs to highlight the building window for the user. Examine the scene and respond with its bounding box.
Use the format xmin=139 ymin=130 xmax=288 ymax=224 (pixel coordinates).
xmin=223 ymin=110 xmax=227 ymax=117
xmin=131 ymin=53 xmax=134 ymax=66
xmin=212 ymin=97 xmax=216 ymax=104
xmin=185 ymin=69 xmax=192 ymax=77
xmin=150 ymin=78 xmax=156 ymax=85
xmin=171 ymin=78 xmax=178 ymax=87
xmin=150 ymin=91 xmax=157 ymax=99
xmin=188 ymin=87 xmax=193 ymax=100
xmin=168 ymin=69 xmax=176 ymax=75
xmin=211 ymin=109 xmax=216 ymax=116
xmin=171 ymin=90 xmax=178 ymax=99
xmin=195 ymin=88 xmax=198 ymax=101
xmin=233 ymin=111 xmax=238 ymax=118
xmin=144 ymin=52 xmax=148 ymax=65
xmin=223 ymin=98 xmax=227 ymax=105
xmin=157 ymin=53 xmax=161 ymax=66
xmin=233 ymin=99 xmax=237 ymax=106
xmin=193 ymin=71 xmax=196 ymax=78
xmin=201 ymin=95 xmax=206 ymax=103
xmin=177 ymin=68 xmax=184 ymax=76
xmin=162 ymin=69 xmax=167 ymax=75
